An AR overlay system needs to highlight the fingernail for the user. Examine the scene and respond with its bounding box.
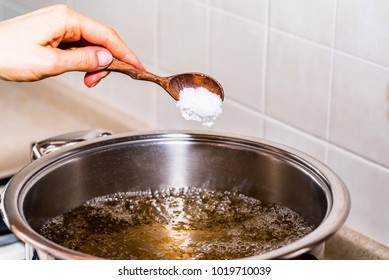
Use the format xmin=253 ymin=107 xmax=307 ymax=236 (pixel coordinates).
xmin=90 ymin=81 xmax=99 ymax=88
xmin=100 ymin=70 xmax=110 ymax=79
xmin=97 ymin=51 xmax=113 ymax=67
xmin=89 ymin=71 xmax=110 ymax=88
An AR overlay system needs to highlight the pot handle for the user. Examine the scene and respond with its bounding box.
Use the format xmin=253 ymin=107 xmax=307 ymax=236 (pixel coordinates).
xmin=31 ymin=129 xmax=112 ymax=160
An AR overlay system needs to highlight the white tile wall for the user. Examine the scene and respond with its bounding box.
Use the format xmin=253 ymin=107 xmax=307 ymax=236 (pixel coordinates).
xmin=210 ymin=0 xmax=267 ymax=24
xmin=70 ymin=0 xmax=110 ymax=24
xmin=158 ymin=0 xmax=207 ymax=73
xmin=8 ymin=0 xmax=65 ymax=11
xmin=108 ymin=63 xmax=159 ymax=126
xmin=264 ymin=117 xmax=327 ymax=162
xmin=111 ymin=0 xmax=155 ymax=64
xmin=1 ymin=0 xmax=389 ymax=247
xmin=209 ymin=100 xmax=263 ymax=136
xmin=331 ymin=53 xmax=389 ymax=168
xmin=1 ymin=0 xmax=28 ymax=18
xmin=209 ymin=8 xmax=265 ymax=111
xmin=336 ymin=0 xmax=389 ymax=67
xmin=270 ymin=0 xmax=336 ymax=46
xmin=328 ymin=146 xmax=389 ymax=245
xmin=266 ymin=30 xmax=332 ymax=138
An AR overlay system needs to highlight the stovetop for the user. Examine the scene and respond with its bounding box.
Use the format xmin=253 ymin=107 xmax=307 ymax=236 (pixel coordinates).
xmin=0 ymin=175 xmax=25 ymax=259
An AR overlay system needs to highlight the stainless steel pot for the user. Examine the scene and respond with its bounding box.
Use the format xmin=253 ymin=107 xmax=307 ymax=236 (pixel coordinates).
xmin=0 ymin=130 xmax=350 ymax=260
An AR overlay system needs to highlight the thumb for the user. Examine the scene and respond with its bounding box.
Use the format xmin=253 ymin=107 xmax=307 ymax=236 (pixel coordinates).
xmin=55 ymin=46 xmax=113 ymax=73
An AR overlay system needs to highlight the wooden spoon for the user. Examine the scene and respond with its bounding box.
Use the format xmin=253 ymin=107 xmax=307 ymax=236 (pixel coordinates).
xmin=106 ymin=59 xmax=224 ymax=101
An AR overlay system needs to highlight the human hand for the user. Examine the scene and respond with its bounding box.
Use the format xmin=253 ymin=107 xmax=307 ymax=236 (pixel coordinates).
xmin=0 ymin=4 xmax=144 ymax=87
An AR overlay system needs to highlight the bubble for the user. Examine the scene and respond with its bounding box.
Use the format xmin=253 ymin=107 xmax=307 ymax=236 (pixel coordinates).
xmin=40 ymin=187 xmax=315 ymax=260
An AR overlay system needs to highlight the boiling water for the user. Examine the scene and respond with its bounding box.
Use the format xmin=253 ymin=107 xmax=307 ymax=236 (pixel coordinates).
xmin=39 ymin=187 xmax=315 ymax=260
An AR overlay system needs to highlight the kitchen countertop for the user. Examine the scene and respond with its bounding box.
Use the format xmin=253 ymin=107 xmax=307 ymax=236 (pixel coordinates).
xmin=1 ymin=78 xmax=388 ymax=260
xmin=324 ymin=226 xmax=389 ymax=260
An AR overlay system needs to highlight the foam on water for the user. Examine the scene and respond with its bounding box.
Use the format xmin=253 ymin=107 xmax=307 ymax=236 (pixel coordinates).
xmin=40 ymin=187 xmax=315 ymax=260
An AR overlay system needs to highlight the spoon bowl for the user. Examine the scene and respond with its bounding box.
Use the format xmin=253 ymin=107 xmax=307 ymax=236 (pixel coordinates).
xmin=106 ymin=59 xmax=224 ymax=101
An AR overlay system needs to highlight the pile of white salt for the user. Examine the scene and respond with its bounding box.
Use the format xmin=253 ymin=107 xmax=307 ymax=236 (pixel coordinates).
xmin=176 ymin=87 xmax=222 ymax=127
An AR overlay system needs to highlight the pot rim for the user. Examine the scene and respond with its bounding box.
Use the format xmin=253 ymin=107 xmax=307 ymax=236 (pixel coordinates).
xmin=1 ymin=130 xmax=351 ymax=260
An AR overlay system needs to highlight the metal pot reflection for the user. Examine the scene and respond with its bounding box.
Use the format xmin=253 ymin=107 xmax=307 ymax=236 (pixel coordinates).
xmin=1 ymin=130 xmax=350 ymax=260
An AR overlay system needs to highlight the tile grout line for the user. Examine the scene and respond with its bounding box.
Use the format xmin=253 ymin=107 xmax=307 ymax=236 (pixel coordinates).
xmin=328 ymin=144 xmax=389 ymax=173
xmin=153 ymin=0 xmax=161 ymax=128
xmin=205 ymin=0 xmax=211 ymax=72
xmin=333 ymin=49 xmax=389 ymax=71
xmin=324 ymin=0 xmax=339 ymax=164
xmin=270 ymin=26 xmax=389 ymax=71
xmin=0 ymin=0 xmax=3 ymax=20
xmin=260 ymin=0 xmax=270 ymax=138
xmin=153 ymin=0 xmax=160 ymax=71
xmin=263 ymin=114 xmax=389 ymax=173
xmin=208 ymin=4 xmax=266 ymax=27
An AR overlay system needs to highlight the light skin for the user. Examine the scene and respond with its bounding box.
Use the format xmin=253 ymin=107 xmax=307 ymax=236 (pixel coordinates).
xmin=0 ymin=4 xmax=144 ymax=87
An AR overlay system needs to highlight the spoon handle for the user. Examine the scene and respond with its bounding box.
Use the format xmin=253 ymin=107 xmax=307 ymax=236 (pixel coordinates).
xmin=106 ymin=59 xmax=166 ymax=86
